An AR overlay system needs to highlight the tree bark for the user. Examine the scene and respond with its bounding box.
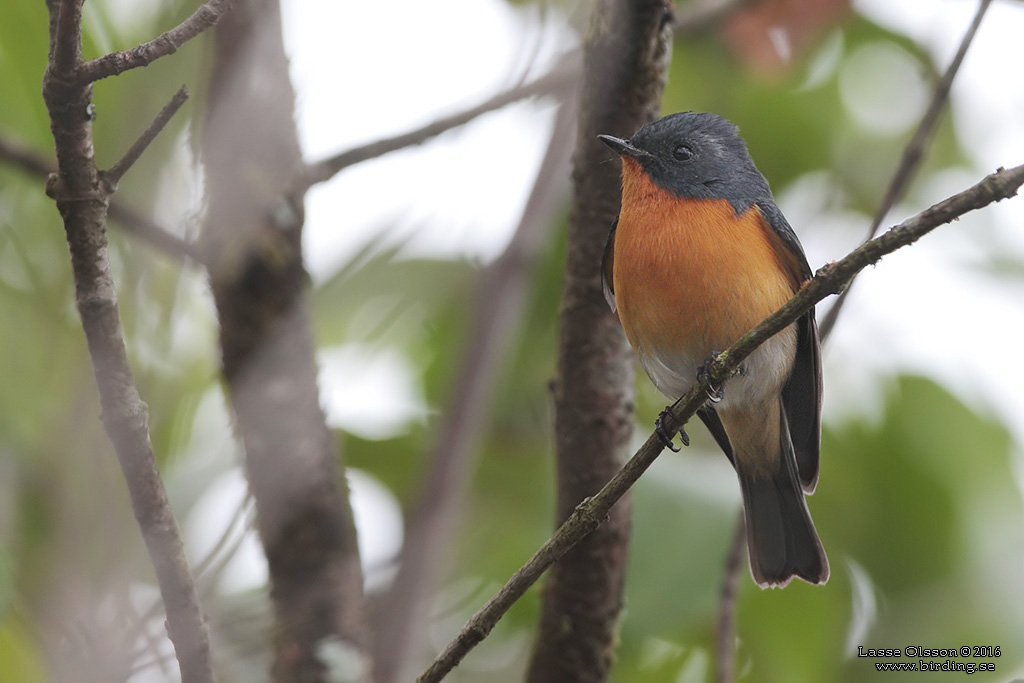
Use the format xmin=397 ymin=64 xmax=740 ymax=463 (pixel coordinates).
xmin=525 ymin=1 xmax=673 ymax=681
xmin=200 ymin=1 xmax=370 ymax=680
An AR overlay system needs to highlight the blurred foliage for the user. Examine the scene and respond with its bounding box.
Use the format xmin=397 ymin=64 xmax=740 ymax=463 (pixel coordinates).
xmin=1 ymin=0 xmax=1022 ymax=681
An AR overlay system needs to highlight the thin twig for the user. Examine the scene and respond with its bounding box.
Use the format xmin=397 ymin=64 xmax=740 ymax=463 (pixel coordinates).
xmin=74 ymin=0 xmax=236 ymax=83
xmin=416 ymin=163 xmax=1024 ymax=683
xmin=107 ymin=202 xmax=204 ymax=264
xmin=105 ymin=86 xmax=189 ymax=185
xmin=818 ymin=0 xmax=993 ymax=340
xmin=134 ymin=491 xmax=253 ymax=637
xmin=299 ymin=0 xmax=734 ymax=192
xmin=0 ymin=134 xmax=202 ymax=264
xmin=301 ymin=53 xmax=580 ymax=188
xmin=193 ymin=492 xmax=253 ymax=578
xmin=121 ymin=593 xmax=173 ymax=680
xmin=715 ymin=517 xmax=745 ymax=683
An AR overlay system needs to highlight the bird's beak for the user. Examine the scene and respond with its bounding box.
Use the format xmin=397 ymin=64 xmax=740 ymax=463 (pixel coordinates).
xmin=597 ymin=134 xmax=647 ymax=159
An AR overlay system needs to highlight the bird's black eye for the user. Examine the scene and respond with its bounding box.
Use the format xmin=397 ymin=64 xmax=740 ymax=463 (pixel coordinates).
xmin=673 ymin=144 xmax=694 ymax=161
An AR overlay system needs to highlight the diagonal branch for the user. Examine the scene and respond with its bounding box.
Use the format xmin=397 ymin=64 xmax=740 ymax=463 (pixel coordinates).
xmin=301 ymin=55 xmax=580 ymax=188
xmin=107 ymin=201 xmax=204 ymax=264
xmin=105 ymin=86 xmax=190 ymax=185
xmin=818 ymin=0 xmax=993 ymax=340
xmin=74 ymin=0 xmax=236 ymax=83
xmin=298 ymin=0 xmax=747 ymax=193
xmin=0 ymin=134 xmax=202 ymax=264
xmin=416 ymin=162 xmax=1024 ymax=683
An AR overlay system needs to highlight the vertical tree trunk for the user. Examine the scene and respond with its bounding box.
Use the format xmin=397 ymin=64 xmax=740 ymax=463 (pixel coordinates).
xmin=526 ymin=1 xmax=672 ymax=681
xmin=200 ymin=1 xmax=369 ymax=680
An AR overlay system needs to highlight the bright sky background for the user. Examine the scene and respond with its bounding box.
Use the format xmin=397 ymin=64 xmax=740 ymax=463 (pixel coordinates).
xmin=184 ymin=0 xmax=1024 ymax=595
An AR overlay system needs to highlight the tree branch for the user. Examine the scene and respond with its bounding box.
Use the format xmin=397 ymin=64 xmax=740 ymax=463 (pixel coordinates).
xmin=715 ymin=517 xmax=745 ymax=683
xmin=300 ymin=54 xmax=580 ymax=188
xmin=0 ymin=134 xmax=203 ymax=264
xmin=41 ymin=1 xmax=216 ymax=681
xmin=108 ymin=201 xmax=205 ymax=264
xmin=818 ymin=0 xmax=993 ymax=340
xmin=295 ymin=0 xmax=742 ymax=194
xmin=0 ymin=135 xmax=56 ymax=177
xmin=74 ymin=0 xmax=236 ymax=83
xmin=417 ymin=162 xmax=1024 ymax=683
xmin=104 ymin=86 xmax=190 ymax=185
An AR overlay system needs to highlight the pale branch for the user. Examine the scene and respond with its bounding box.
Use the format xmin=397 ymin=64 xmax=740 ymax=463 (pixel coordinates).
xmin=108 ymin=201 xmax=204 ymax=264
xmin=41 ymin=0 xmax=223 ymax=679
xmin=201 ymin=0 xmax=371 ymax=673
xmin=301 ymin=55 xmax=580 ymax=188
xmin=417 ymin=162 xmax=1024 ymax=683
xmin=105 ymin=86 xmax=189 ymax=185
xmin=0 ymin=134 xmax=201 ymax=264
xmin=818 ymin=0 xmax=993 ymax=340
xmin=299 ymin=0 xmax=734 ymax=192
xmin=74 ymin=0 xmax=236 ymax=83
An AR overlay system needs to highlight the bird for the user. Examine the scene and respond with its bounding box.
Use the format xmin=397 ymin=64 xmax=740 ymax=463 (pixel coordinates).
xmin=598 ymin=111 xmax=828 ymax=588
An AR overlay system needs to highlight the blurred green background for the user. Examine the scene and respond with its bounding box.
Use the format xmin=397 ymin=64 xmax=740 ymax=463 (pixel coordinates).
xmin=2 ymin=0 xmax=1024 ymax=681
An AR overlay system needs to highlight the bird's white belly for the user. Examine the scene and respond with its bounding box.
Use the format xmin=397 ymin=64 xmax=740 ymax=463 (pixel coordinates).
xmin=636 ymin=322 xmax=796 ymax=410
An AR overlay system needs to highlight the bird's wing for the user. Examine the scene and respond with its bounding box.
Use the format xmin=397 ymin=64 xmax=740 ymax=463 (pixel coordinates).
xmin=757 ymin=200 xmax=822 ymax=492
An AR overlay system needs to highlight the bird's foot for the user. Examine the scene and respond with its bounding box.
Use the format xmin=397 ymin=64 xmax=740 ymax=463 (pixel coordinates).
xmin=656 ymin=406 xmax=689 ymax=452
xmin=697 ymin=352 xmax=725 ymax=404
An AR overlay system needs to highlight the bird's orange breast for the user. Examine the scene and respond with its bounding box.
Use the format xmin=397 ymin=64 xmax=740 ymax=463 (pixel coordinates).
xmin=613 ymin=158 xmax=798 ymax=358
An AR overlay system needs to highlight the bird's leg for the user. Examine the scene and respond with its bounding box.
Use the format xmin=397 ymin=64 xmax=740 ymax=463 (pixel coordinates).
xmin=697 ymin=351 xmax=725 ymax=404
xmin=655 ymin=406 xmax=689 ymax=452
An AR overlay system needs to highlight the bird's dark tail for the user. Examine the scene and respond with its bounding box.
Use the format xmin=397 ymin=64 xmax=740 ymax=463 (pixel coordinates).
xmin=738 ymin=462 xmax=828 ymax=587
xmin=735 ymin=405 xmax=828 ymax=588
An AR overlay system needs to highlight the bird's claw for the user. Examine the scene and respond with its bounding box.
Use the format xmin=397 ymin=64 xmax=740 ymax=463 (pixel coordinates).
xmin=656 ymin=406 xmax=689 ymax=452
xmin=697 ymin=353 xmax=725 ymax=404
